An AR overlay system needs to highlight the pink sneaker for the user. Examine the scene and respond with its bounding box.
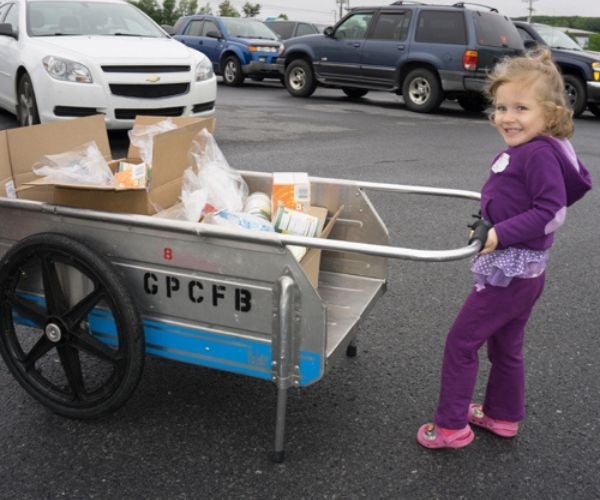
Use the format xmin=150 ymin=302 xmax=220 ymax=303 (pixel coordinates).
xmin=417 ymin=423 xmax=474 ymax=449
xmin=468 ymin=403 xmax=519 ymax=437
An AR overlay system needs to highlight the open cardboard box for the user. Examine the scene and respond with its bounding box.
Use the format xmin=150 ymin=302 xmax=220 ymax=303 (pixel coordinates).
xmin=299 ymin=205 xmax=343 ymax=289
xmin=6 ymin=114 xmax=215 ymax=214
xmin=0 ymin=129 xmax=15 ymax=198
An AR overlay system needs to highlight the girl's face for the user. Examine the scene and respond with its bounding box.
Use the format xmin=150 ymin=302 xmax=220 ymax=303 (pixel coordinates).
xmin=493 ymin=81 xmax=547 ymax=147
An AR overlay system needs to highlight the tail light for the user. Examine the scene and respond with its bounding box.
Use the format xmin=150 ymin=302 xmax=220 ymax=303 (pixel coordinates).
xmin=463 ymin=50 xmax=478 ymax=71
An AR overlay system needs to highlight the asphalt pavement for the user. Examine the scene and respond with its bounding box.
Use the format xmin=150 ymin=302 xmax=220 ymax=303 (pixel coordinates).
xmin=1 ymin=83 xmax=599 ymax=499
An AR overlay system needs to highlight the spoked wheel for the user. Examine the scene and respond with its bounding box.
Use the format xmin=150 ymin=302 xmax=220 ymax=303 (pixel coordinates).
xmin=0 ymin=233 xmax=145 ymax=419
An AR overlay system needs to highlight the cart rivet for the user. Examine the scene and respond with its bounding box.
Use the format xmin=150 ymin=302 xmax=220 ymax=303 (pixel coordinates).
xmin=45 ymin=323 xmax=62 ymax=343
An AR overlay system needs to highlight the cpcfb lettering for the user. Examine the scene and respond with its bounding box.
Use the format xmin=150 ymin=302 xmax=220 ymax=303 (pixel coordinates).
xmin=143 ymin=273 xmax=252 ymax=312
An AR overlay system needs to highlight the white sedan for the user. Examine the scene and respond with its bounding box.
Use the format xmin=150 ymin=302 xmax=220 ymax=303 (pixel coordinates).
xmin=0 ymin=0 xmax=217 ymax=129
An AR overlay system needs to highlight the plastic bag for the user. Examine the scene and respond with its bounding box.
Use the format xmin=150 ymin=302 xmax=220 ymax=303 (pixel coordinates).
xmin=32 ymin=141 xmax=114 ymax=185
xmin=128 ymin=118 xmax=178 ymax=166
xmin=181 ymin=129 xmax=248 ymax=221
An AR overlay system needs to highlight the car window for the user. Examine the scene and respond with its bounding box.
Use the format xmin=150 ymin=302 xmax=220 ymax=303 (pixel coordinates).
xmin=516 ymin=26 xmax=535 ymax=42
xmin=267 ymin=21 xmax=293 ymax=39
xmin=415 ymin=11 xmax=467 ymax=44
xmin=222 ymin=18 xmax=278 ymax=40
xmin=473 ymin=12 xmax=523 ymax=48
xmin=201 ymin=19 xmax=219 ymax=36
xmin=370 ymin=12 xmax=411 ymax=41
xmin=27 ymin=1 xmax=167 ymax=37
xmin=3 ymin=3 xmax=18 ymax=32
xmin=0 ymin=3 xmax=11 ymax=22
xmin=296 ymin=23 xmax=315 ymax=36
xmin=183 ymin=19 xmax=203 ymax=36
xmin=533 ymin=24 xmax=582 ymax=50
xmin=335 ymin=12 xmax=373 ymax=40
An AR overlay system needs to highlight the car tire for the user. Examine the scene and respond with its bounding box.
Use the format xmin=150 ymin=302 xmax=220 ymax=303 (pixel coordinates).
xmin=284 ymin=59 xmax=317 ymax=98
xmin=342 ymin=88 xmax=369 ymax=99
xmin=17 ymin=73 xmax=40 ymax=127
xmin=588 ymin=103 xmax=600 ymax=118
xmin=402 ymin=68 xmax=444 ymax=113
xmin=222 ymin=56 xmax=245 ymax=86
xmin=563 ymin=74 xmax=586 ymax=117
xmin=457 ymin=93 xmax=489 ymax=113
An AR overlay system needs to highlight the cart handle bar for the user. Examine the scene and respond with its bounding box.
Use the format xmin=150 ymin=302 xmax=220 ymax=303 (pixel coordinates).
xmin=1 ymin=176 xmax=482 ymax=262
xmin=239 ymin=171 xmax=482 ymax=202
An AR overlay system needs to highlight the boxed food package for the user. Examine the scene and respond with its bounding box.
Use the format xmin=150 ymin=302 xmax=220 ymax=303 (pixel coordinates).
xmin=6 ymin=114 xmax=215 ymax=214
xmin=298 ymin=205 xmax=343 ymax=289
xmin=271 ymin=172 xmax=310 ymax=215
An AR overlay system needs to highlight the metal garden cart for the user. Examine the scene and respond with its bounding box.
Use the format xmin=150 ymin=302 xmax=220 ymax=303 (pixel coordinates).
xmin=0 ymin=171 xmax=483 ymax=461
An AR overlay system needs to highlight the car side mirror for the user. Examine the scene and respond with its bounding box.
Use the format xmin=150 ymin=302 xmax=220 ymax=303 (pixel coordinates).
xmin=0 ymin=23 xmax=17 ymax=39
xmin=324 ymin=26 xmax=334 ymax=37
xmin=206 ymin=29 xmax=222 ymax=39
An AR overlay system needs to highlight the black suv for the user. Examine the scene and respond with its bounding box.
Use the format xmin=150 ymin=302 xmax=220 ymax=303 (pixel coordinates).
xmin=514 ymin=21 xmax=600 ymax=118
xmin=276 ymin=2 xmax=524 ymax=113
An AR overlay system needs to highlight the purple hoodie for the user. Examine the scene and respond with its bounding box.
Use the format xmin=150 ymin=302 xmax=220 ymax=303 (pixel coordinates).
xmin=480 ymin=136 xmax=592 ymax=251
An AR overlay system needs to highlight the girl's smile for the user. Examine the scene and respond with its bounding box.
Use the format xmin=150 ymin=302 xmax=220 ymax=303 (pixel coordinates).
xmin=493 ymin=81 xmax=547 ymax=147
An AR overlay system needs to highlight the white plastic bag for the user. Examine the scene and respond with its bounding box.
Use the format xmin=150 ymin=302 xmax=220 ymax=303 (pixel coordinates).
xmin=128 ymin=118 xmax=178 ymax=166
xmin=181 ymin=129 xmax=248 ymax=221
xmin=32 ymin=141 xmax=113 ymax=185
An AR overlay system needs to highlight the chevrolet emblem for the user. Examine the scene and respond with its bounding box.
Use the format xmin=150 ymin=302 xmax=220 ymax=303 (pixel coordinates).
xmin=146 ymin=75 xmax=161 ymax=83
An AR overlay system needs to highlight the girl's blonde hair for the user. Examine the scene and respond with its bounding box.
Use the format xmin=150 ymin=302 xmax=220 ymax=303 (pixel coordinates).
xmin=485 ymin=49 xmax=574 ymax=138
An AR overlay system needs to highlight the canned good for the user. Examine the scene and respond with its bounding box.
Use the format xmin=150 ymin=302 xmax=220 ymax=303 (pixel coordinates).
xmin=243 ymin=192 xmax=271 ymax=221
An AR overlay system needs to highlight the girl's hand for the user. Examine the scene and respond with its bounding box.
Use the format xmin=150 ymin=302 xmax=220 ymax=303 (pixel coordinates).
xmin=480 ymin=228 xmax=498 ymax=255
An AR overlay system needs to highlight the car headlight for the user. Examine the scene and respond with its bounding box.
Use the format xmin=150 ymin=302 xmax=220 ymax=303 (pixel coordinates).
xmin=43 ymin=56 xmax=92 ymax=83
xmin=195 ymin=58 xmax=214 ymax=81
xmin=248 ymin=45 xmax=281 ymax=53
xmin=592 ymin=61 xmax=599 ymax=81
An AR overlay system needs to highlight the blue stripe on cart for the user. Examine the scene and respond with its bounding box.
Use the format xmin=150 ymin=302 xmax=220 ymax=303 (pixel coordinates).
xmin=13 ymin=293 xmax=322 ymax=386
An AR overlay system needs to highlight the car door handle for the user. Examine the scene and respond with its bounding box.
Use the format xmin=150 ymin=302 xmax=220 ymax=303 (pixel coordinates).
xmin=353 ymin=42 xmax=361 ymax=48
xmin=397 ymin=45 xmax=405 ymax=51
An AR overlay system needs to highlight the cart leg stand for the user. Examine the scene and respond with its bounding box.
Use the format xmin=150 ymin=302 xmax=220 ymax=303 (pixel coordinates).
xmin=271 ymin=274 xmax=297 ymax=463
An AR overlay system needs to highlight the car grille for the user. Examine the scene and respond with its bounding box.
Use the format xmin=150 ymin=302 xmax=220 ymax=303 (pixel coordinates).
xmin=101 ymin=65 xmax=191 ymax=73
xmin=114 ymin=107 xmax=184 ymax=119
xmin=54 ymin=106 xmax=101 ymax=117
xmin=109 ymin=83 xmax=190 ymax=98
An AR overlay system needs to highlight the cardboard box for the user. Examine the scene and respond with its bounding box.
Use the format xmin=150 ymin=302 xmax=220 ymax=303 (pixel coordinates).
xmin=299 ymin=205 xmax=343 ymax=289
xmin=7 ymin=114 xmax=215 ymax=214
xmin=0 ymin=130 xmax=16 ymax=199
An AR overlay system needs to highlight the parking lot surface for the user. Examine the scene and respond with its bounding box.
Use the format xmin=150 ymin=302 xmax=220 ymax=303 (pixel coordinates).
xmin=1 ymin=83 xmax=599 ymax=499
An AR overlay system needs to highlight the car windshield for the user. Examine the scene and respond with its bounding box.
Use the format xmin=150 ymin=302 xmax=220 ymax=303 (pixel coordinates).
xmin=533 ymin=24 xmax=582 ymax=50
xmin=27 ymin=1 xmax=167 ymax=37
xmin=221 ymin=18 xmax=278 ymax=40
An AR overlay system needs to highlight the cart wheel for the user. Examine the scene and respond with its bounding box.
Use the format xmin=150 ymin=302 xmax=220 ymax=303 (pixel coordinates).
xmin=0 ymin=233 xmax=144 ymax=419
xmin=346 ymin=341 xmax=358 ymax=358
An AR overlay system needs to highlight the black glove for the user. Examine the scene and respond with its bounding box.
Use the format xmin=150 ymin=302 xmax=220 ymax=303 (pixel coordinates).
xmin=467 ymin=213 xmax=492 ymax=250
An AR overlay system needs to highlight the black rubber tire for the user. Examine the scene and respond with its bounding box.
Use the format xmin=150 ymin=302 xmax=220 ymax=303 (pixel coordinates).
xmin=587 ymin=103 xmax=600 ymax=118
xmin=222 ymin=56 xmax=245 ymax=86
xmin=284 ymin=59 xmax=317 ymax=98
xmin=342 ymin=87 xmax=369 ymax=99
xmin=17 ymin=73 xmax=40 ymax=127
xmin=0 ymin=233 xmax=145 ymax=419
xmin=402 ymin=68 xmax=444 ymax=113
xmin=457 ymin=93 xmax=489 ymax=113
xmin=563 ymin=74 xmax=586 ymax=117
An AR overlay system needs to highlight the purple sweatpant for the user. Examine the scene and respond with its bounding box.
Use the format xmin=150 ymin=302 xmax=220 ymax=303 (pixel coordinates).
xmin=434 ymin=273 xmax=546 ymax=429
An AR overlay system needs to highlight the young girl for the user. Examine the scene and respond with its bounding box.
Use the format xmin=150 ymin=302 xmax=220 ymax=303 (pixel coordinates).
xmin=417 ymin=50 xmax=592 ymax=449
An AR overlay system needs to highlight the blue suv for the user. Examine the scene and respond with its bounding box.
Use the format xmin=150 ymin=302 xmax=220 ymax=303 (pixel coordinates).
xmin=277 ymin=2 xmax=524 ymax=113
xmin=173 ymin=15 xmax=283 ymax=86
